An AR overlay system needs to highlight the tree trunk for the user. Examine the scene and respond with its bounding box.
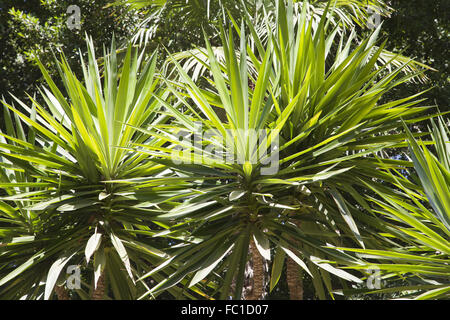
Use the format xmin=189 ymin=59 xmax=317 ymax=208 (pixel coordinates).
xmin=246 ymin=239 xmax=265 ymax=300
xmin=287 ymin=220 xmax=303 ymax=300
xmin=91 ymin=271 xmax=106 ymax=300
xmin=286 ymin=256 xmax=303 ymax=300
xmin=55 ymin=285 xmax=70 ymax=300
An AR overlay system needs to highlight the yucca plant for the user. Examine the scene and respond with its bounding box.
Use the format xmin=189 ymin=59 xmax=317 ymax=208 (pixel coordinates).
xmin=337 ymin=116 xmax=450 ymax=300
xmin=0 ymin=37 xmax=212 ymax=300
xmin=131 ymin=1 xmax=433 ymax=300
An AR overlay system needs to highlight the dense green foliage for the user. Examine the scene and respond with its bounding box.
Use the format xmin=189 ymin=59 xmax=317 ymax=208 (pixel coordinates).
xmin=0 ymin=0 xmax=448 ymax=300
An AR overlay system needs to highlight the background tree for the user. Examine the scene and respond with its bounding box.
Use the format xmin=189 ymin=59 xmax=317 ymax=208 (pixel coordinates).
xmin=0 ymin=0 xmax=141 ymax=112
xmin=381 ymin=0 xmax=449 ymax=113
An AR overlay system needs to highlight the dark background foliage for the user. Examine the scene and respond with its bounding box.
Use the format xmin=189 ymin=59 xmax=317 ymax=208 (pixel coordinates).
xmin=382 ymin=0 xmax=449 ymax=113
xmin=0 ymin=0 xmax=141 ymax=108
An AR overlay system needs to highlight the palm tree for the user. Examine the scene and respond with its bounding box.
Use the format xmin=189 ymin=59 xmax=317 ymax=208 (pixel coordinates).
xmin=115 ymin=0 xmax=393 ymax=46
xmin=0 ymin=37 xmax=210 ymax=299
xmin=149 ymin=2 xmax=432 ymax=125
xmin=134 ymin=1 xmax=432 ymax=300
xmin=117 ymin=0 xmax=430 ymax=84
xmin=337 ymin=116 xmax=450 ymax=300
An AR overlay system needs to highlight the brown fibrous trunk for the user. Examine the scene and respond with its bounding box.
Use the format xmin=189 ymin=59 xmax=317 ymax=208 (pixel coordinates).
xmin=91 ymin=272 xmax=106 ymax=300
xmin=287 ymin=220 xmax=303 ymax=300
xmin=55 ymin=285 xmax=70 ymax=300
xmin=286 ymin=256 xmax=304 ymax=300
xmin=246 ymin=239 xmax=265 ymax=300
